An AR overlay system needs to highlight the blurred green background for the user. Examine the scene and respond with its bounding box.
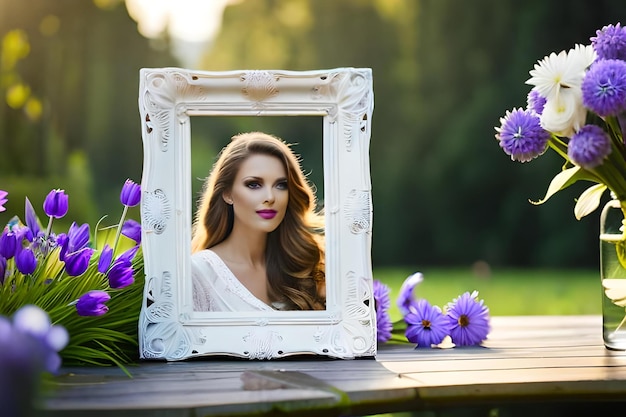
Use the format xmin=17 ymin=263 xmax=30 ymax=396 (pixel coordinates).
xmin=1 ymin=0 xmax=625 ymax=315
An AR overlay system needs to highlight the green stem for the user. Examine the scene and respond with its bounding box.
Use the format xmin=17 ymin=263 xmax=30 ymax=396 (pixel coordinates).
xmin=45 ymin=216 xmax=54 ymax=238
xmin=112 ymin=205 xmax=129 ymax=255
xmin=548 ymin=135 xmax=569 ymax=160
xmin=613 ymin=313 xmax=626 ymax=336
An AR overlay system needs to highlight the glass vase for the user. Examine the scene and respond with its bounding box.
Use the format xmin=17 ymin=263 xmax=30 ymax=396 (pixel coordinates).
xmin=600 ymin=199 xmax=626 ymax=350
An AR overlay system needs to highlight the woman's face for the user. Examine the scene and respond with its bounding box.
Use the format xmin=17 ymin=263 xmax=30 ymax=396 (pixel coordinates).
xmin=225 ymin=153 xmax=289 ymax=234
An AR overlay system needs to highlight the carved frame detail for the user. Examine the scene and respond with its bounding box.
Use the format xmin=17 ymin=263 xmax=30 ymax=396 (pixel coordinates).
xmin=138 ymin=67 xmax=375 ymax=360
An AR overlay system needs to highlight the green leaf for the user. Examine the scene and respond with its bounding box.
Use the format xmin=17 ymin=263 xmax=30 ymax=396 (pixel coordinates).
xmin=574 ymin=184 xmax=608 ymax=220
xmin=530 ymin=166 xmax=582 ymax=206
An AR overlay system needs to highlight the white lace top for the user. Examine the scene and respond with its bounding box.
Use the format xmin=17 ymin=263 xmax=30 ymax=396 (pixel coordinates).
xmin=191 ymin=249 xmax=286 ymax=312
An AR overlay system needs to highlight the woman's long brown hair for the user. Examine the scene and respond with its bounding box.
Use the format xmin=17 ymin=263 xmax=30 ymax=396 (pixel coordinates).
xmin=191 ymin=132 xmax=325 ymax=310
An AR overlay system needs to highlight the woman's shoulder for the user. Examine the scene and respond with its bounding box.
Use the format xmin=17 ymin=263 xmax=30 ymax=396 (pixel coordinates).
xmin=191 ymin=248 xmax=220 ymax=262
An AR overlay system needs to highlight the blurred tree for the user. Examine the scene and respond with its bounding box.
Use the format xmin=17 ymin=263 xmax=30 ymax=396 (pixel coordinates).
xmin=0 ymin=0 xmax=174 ymax=223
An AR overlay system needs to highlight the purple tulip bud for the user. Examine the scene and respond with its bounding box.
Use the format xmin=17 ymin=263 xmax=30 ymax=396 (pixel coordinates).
xmin=117 ymin=245 xmax=139 ymax=265
xmin=121 ymin=219 xmax=141 ymax=244
xmin=24 ymin=197 xmax=41 ymax=238
xmin=120 ymin=179 xmax=141 ymax=207
xmin=0 ymin=230 xmax=17 ymax=259
xmin=15 ymin=248 xmax=37 ymax=275
xmin=64 ymin=247 xmax=94 ymax=276
xmin=97 ymin=244 xmax=113 ymax=274
xmin=107 ymin=260 xmax=134 ymax=289
xmin=0 ymin=190 xmax=7 ymax=212
xmin=75 ymin=291 xmax=110 ymax=316
xmin=67 ymin=222 xmax=90 ymax=251
xmin=43 ymin=189 xmax=69 ymax=219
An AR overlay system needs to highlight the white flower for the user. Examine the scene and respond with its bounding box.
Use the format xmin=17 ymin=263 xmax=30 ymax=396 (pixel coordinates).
xmin=526 ymin=44 xmax=596 ymax=101
xmin=540 ymin=88 xmax=587 ymax=137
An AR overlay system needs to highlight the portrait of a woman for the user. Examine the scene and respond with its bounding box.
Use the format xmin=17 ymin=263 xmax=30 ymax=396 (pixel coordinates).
xmin=191 ymin=131 xmax=326 ymax=312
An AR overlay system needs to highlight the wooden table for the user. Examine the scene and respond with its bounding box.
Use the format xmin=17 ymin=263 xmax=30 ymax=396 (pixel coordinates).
xmin=38 ymin=316 xmax=626 ymax=416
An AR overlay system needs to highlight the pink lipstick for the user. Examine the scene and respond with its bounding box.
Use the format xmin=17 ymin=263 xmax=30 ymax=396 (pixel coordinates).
xmin=257 ymin=209 xmax=277 ymax=219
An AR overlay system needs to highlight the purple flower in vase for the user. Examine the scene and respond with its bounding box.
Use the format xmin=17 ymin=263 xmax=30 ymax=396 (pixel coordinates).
xmin=582 ymin=59 xmax=626 ymax=117
xmin=495 ymin=108 xmax=550 ymax=163
xmin=568 ymin=124 xmax=612 ymax=169
xmin=591 ymin=23 xmax=626 ymax=61
xmin=43 ymin=189 xmax=69 ymax=219
xmin=527 ymin=88 xmax=546 ymax=115
xmin=404 ymin=299 xmax=451 ymax=347
xmin=445 ymin=291 xmax=491 ymax=346
xmin=75 ymin=291 xmax=111 ymax=316
xmin=120 ymin=179 xmax=141 ymax=207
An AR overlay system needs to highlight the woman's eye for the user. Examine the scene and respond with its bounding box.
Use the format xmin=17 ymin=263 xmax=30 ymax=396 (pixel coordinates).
xmin=276 ymin=181 xmax=288 ymax=190
xmin=246 ymin=182 xmax=261 ymax=189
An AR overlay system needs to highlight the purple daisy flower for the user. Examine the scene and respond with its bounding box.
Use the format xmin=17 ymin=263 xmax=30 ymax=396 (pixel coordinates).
xmin=0 ymin=190 xmax=7 ymax=213
xmin=373 ymin=279 xmax=392 ymax=343
xmin=526 ymin=88 xmax=546 ymax=115
xmin=495 ymin=108 xmax=550 ymax=162
xmin=567 ymin=124 xmax=612 ymax=169
xmin=582 ymin=59 xmax=626 ymax=117
xmin=445 ymin=292 xmax=490 ymax=346
xmin=404 ymin=299 xmax=451 ymax=347
xmin=591 ymin=23 xmax=626 ymax=61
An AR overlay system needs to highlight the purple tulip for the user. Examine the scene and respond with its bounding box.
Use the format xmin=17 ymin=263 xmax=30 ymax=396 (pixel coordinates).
xmin=107 ymin=260 xmax=134 ymax=289
xmin=0 ymin=230 xmax=17 ymax=259
xmin=97 ymin=244 xmax=113 ymax=274
xmin=117 ymin=245 xmax=139 ymax=265
xmin=121 ymin=219 xmax=141 ymax=244
xmin=63 ymin=247 xmax=94 ymax=276
xmin=75 ymin=291 xmax=110 ymax=316
xmin=58 ymin=222 xmax=90 ymax=262
xmin=43 ymin=189 xmax=69 ymax=219
xmin=15 ymin=248 xmax=37 ymax=275
xmin=120 ymin=179 xmax=141 ymax=207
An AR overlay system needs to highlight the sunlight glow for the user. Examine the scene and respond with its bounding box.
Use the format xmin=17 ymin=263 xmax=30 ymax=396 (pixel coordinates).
xmin=125 ymin=0 xmax=240 ymax=43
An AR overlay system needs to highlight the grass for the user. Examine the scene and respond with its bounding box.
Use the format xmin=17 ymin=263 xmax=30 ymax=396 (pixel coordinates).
xmin=373 ymin=266 xmax=601 ymax=321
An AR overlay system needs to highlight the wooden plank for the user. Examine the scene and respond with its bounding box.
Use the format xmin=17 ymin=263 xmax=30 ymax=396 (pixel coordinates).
xmin=38 ymin=315 xmax=626 ymax=416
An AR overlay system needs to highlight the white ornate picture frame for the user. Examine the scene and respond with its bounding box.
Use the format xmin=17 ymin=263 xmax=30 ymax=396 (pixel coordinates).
xmin=137 ymin=67 xmax=375 ymax=360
